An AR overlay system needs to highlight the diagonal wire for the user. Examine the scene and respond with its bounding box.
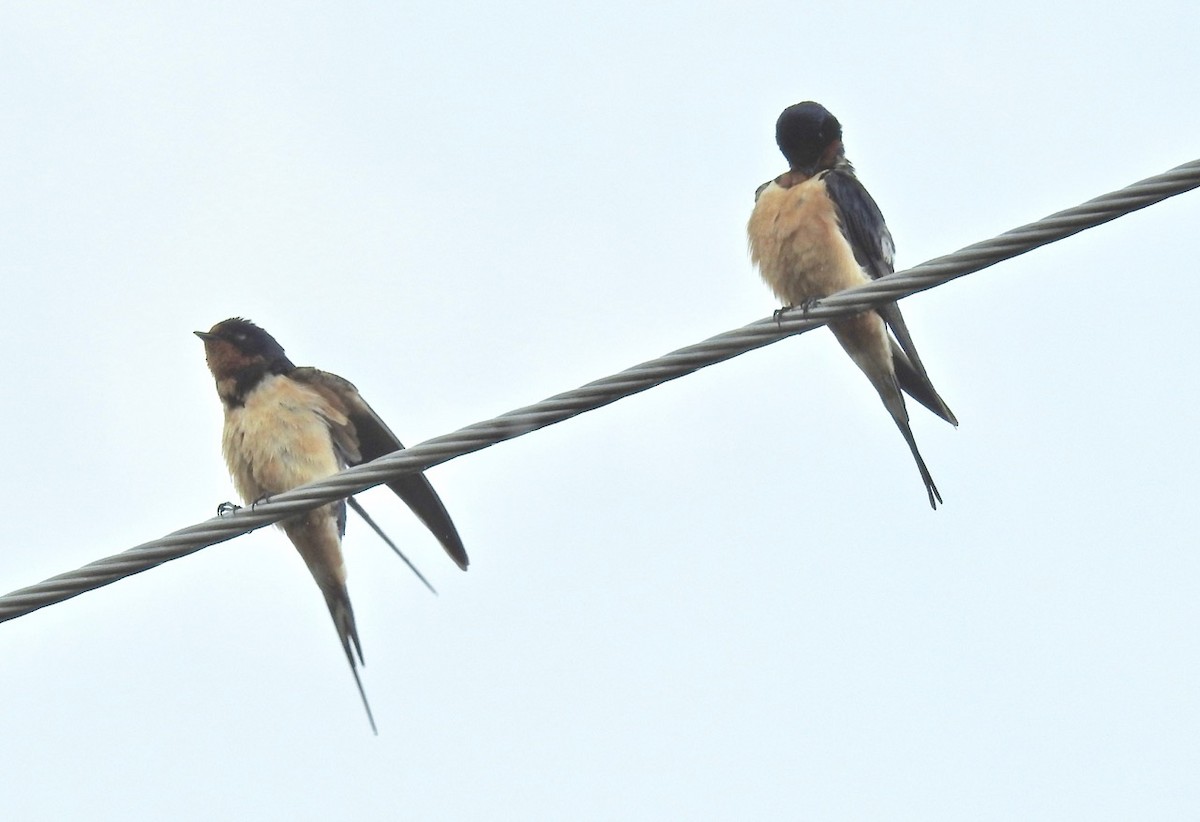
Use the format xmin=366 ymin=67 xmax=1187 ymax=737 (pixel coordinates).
xmin=2 ymin=158 xmax=1198 ymax=624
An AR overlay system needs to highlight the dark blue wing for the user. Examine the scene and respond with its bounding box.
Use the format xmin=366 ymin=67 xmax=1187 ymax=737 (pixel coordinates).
xmin=822 ymin=166 xmax=895 ymax=281
xmin=824 ymin=166 xmax=957 ymax=426
xmin=292 ymin=366 xmax=470 ymax=570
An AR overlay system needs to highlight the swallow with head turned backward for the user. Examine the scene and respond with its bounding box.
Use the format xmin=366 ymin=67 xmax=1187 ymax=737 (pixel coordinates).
xmin=747 ymin=101 xmax=957 ymax=509
xmin=196 ymin=318 xmax=468 ymax=733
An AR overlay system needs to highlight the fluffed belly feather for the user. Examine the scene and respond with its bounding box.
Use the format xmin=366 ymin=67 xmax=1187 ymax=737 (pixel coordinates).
xmin=221 ymin=374 xmax=345 ymax=503
xmin=748 ymin=178 xmax=869 ymax=308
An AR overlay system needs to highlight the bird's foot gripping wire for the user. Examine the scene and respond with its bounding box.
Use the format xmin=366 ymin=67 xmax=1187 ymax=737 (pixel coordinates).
xmin=774 ymin=298 xmax=820 ymax=326
xmin=216 ymin=495 xmax=270 ymax=517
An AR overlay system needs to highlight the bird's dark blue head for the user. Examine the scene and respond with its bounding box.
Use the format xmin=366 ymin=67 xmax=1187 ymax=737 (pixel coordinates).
xmin=197 ymin=317 xmax=288 ymax=362
xmin=195 ymin=317 xmax=294 ymax=386
xmin=775 ymin=101 xmax=844 ymax=175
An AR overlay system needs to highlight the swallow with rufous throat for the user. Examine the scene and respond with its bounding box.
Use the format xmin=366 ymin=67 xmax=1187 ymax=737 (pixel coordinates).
xmin=747 ymin=101 xmax=957 ymax=508
xmin=196 ymin=317 xmax=468 ymax=732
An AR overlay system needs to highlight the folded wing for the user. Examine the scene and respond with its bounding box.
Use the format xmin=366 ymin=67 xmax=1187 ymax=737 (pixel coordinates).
xmin=293 ymin=367 xmax=470 ymax=570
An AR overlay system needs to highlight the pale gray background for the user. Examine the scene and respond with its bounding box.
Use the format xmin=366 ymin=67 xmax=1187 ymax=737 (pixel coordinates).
xmin=2 ymin=2 xmax=1198 ymax=819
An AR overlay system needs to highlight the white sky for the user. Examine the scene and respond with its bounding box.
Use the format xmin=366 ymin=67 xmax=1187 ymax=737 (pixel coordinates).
xmin=2 ymin=2 xmax=1199 ymax=819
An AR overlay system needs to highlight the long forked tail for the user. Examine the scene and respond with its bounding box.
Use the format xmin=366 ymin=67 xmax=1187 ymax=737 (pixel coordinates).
xmin=830 ymin=315 xmax=944 ymax=509
xmin=876 ymin=387 xmax=943 ymax=509
xmin=286 ymin=511 xmax=379 ymax=734
xmin=892 ymin=410 xmax=936 ymax=506
xmin=325 ymin=591 xmax=378 ymax=736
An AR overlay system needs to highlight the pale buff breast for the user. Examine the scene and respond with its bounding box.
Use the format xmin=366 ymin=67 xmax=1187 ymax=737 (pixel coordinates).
xmin=221 ymin=374 xmax=348 ymax=503
xmin=748 ymin=176 xmax=869 ymax=308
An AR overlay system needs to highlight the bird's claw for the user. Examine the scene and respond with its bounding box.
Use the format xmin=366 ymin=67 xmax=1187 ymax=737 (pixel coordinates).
xmin=217 ymin=502 xmax=242 ymax=517
xmin=774 ymin=298 xmax=821 ymax=328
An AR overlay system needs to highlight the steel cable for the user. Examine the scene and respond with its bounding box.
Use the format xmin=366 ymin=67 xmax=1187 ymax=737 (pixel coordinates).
xmin=2 ymin=158 xmax=1198 ymax=623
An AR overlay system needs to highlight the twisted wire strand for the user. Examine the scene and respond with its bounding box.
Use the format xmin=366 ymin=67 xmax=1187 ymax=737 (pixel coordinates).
xmin=2 ymin=159 xmax=1198 ymax=623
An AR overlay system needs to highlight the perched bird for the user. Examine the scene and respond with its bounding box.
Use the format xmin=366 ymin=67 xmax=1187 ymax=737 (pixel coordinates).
xmin=196 ymin=317 xmax=468 ymax=732
xmin=747 ymin=101 xmax=957 ymax=508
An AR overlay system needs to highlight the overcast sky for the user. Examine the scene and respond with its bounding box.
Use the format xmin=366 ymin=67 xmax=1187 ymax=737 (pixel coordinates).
xmin=2 ymin=1 xmax=1199 ymax=819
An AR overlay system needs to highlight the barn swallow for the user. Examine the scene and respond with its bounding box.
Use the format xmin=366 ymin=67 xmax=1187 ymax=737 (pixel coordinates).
xmin=196 ymin=317 xmax=469 ymax=732
xmin=747 ymin=101 xmax=957 ymax=508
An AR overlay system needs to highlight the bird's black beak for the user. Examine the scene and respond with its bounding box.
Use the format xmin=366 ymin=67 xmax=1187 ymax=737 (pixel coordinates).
xmin=194 ymin=331 xmax=215 ymax=341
